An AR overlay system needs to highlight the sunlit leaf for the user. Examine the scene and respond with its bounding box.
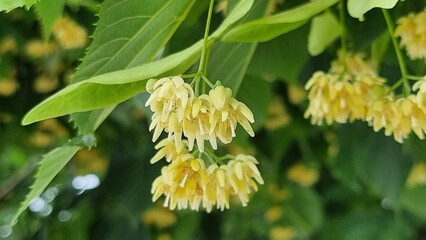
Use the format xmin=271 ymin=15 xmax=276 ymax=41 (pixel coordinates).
xmin=308 ymin=11 xmax=341 ymax=56
xmin=0 ymin=0 xmax=39 ymax=12
xmin=22 ymin=0 xmax=255 ymax=126
xmin=11 ymin=145 xmax=81 ymax=225
xmin=222 ymin=0 xmax=338 ymax=42
xmin=347 ymin=0 xmax=399 ymax=20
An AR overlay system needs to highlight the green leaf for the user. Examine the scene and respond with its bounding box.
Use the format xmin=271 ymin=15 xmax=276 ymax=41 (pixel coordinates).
xmin=22 ymin=0 xmax=255 ymax=125
xmin=11 ymin=145 xmax=81 ymax=225
xmin=248 ymin=25 xmax=310 ymax=84
xmin=347 ymin=0 xmax=399 ymax=20
xmin=23 ymin=81 xmax=148 ymax=125
xmin=308 ymin=11 xmax=341 ymax=56
xmin=285 ymin=186 xmax=323 ymax=235
xmin=0 ymin=0 xmax=39 ymax=12
xmin=69 ymin=0 xmax=197 ymax=133
xmin=34 ymin=0 xmax=65 ymax=40
xmin=401 ymin=186 xmax=426 ymax=220
xmin=222 ymin=0 xmax=339 ymax=43
xmin=371 ymin=31 xmax=390 ymax=71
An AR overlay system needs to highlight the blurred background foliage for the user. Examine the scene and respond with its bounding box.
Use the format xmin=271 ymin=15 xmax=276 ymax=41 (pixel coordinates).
xmin=1 ymin=0 xmax=426 ymax=239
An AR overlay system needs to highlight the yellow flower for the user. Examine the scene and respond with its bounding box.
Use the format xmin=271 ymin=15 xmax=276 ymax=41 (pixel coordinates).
xmin=0 ymin=77 xmax=19 ymax=96
xmin=183 ymin=95 xmax=215 ymax=152
xmin=406 ymin=162 xmax=426 ymax=188
xmin=202 ymin=164 xmax=232 ymax=212
xmin=52 ymin=16 xmax=88 ymax=49
xmin=25 ymin=40 xmax=55 ymax=58
xmin=264 ymin=206 xmax=283 ymax=223
xmin=287 ymin=85 xmax=306 ymax=105
xmin=142 ymin=207 xmax=177 ymax=229
xmin=146 ymin=76 xmax=194 ymax=143
xmin=412 ymin=76 xmax=426 ymax=108
xmin=0 ymin=36 xmax=17 ymax=53
xmin=287 ymin=163 xmax=319 ymax=187
xmin=151 ymin=158 xmax=206 ymax=211
xmin=269 ymin=226 xmax=295 ymax=240
xmin=395 ymin=9 xmax=426 ymax=60
xmin=150 ymin=138 xmax=192 ymax=164
xmin=265 ymin=96 xmax=291 ymax=130
xmin=226 ymin=154 xmax=264 ymax=207
xmin=33 ymin=74 xmax=59 ymax=93
xmin=209 ymin=85 xmax=255 ymax=144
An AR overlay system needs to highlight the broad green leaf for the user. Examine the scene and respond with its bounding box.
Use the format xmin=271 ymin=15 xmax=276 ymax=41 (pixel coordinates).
xmin=308 ymin=11 xmax=341 ymax=56
xmin=0 ymin=0 xmax=39 ymax=12
xmin=35 ymin=0 xmax=65 ymax=40
xmin=401 ymin=186 xmax=426 ymax=220
xmin=70 ymin=0 xmax=197 ymax=133
xmin=347 ymin=0 xmax=398 ymax=20
xmin=285 ymin=186 xmax=323 ymax=235
xmin=371 ymin=31 xmax=390 ymax=71
xmin=22 ymin=0 xmax=255 ymax=125
xmin=222 ymin=0 xmax=338 ymax=43
xmin=11 ymin=145 xmax=81 ymax=224
xmin=23 ymin=81 xmax=148 ymax=125
xmin=248 ymin=25 xmax=310 ymax=84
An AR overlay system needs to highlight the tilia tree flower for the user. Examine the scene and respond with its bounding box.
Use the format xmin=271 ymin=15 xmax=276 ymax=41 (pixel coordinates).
xmin=147 ymin=76 xmax=261 ymax=212
xmin=395 ymin=9 xmax=426 ymax=61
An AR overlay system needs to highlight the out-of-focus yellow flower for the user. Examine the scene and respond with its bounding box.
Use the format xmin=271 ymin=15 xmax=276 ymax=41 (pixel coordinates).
xmin=157 ymin=234 xmax=172 ymax=240
xmin=142 ymin=207 xmax=177 ymax=229
xmin=267 ymin=184 xmax=291 ymax=202
xmin=25 ymin=40 xmax=55 ymax=58
xmin=265 ymin=96 xmax=291 ymax=130
xmin=269 ymin=226 xmax=295 ymax=240
xmin=52 ymin=16 xmax=88 ymax=49
xmin=0 ymin=112 xmax=13 ymax=123
xmin=406 ymin=162 xmax=426 ymax=188
xmin=287 ymin=85 xmax=306 ymax=105
xmin=287 ymin=163 xmax=319 ymax=187
xmin=215 ymin=0 xmax=228 ymax=15
xmin=0 ymin=36 xmax=17 ymax=53
xmin=29 ymin=132 xmax=55 ymax=148
xmin=324 ymin=131 xmax=339 ymax=158
xmin=264 ymin=206 xmax=283 ymax=223
xmin=267 ymin=0 xmax=285 ymax=14
xmin=33 ymin=74 xmax=59 ymax=93
xmin=38 ymin=119 xmax=69 ymax=137
xmin=395 ymin=9 xmax=426 ymax=60
xmin=0 ymin=77 xmax=19 ymax=96
xmin=74 ymin=149 xmax=108 ymax=175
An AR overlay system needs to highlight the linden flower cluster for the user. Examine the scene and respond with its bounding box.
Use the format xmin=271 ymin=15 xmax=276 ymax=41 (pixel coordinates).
xmin=146 ymin=76 xmax=254 ymax=152
xmin=305 ymin=52 xmax=385 ymax=125
xmin=305 ymin=52 xmax=426 ymax=143
xmin=150 ymin=139 xmax=263 ymax=212
xmin=395 ymin=9 xmax=426 ymax=61
xmin=146 ymin=76 xmax=261 ymax=212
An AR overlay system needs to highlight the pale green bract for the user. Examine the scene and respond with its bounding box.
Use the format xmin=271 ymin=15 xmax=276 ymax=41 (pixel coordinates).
xmin=347 ymin=0 xmax=399 ymax=20
xmin=308 ymin=11 xmax=341 ymax=56
xmin=222 ymin=0 xmax=339 ymax=43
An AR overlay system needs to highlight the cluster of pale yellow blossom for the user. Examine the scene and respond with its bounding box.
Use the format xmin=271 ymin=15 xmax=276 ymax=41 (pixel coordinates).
xmin=395 ymin=9 xmax=426 ymax=61
xmin=305 ymin=51 xmax=426 ymax=143
xmin=146 ymin=76 xmax=263 ymax=212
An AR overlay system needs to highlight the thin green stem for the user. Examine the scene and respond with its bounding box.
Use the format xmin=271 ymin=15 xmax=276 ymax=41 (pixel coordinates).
xmin=339 ymin=0 xmax=347 ymax=54
xmin=196 ymin=0 xmax=215 ymax=96
xmin=382 ymin=9 xmax=410 ymax=95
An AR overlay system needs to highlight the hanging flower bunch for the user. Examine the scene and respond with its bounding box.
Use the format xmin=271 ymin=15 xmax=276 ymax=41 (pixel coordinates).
xmin=145 ymin=76 xmax=262 ymax=212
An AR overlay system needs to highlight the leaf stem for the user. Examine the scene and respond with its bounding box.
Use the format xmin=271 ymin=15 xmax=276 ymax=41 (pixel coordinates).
xmin=382 ymin=9 xmax=410 ymax=95
xmin=196 ymin=0 xmax=215 ymax=96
